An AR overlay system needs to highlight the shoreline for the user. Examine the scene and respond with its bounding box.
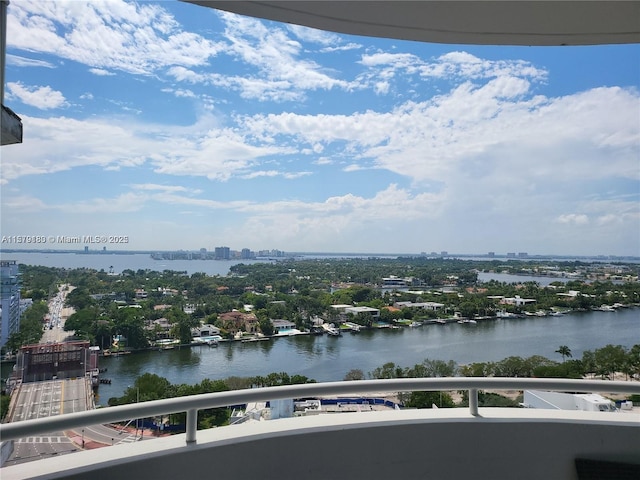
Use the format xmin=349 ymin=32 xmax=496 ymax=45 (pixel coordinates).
xmin=96 ymin=304 xmax=640 ymax=358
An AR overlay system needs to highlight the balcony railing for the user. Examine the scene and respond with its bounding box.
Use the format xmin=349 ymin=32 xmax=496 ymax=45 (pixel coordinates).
xmin=1 ymin=377 xmax=639 ymax=445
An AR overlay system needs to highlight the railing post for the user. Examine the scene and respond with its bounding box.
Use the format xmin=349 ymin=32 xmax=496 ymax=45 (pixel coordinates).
xmin=469 ymin=388 xmax=479 ymax=416
xmin=186 ymin=409 xmax=197 ymax=444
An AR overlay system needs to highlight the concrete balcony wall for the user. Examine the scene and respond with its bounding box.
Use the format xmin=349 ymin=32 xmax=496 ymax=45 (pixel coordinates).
xmin=4 ymin=408 xmax=639 ymax=480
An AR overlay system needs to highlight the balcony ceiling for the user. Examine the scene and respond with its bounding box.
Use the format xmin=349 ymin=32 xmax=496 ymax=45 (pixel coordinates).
xmin=183 ymin=1 xmax=640 ymax=46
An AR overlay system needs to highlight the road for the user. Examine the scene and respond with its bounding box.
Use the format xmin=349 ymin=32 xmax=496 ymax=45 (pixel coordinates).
xmin=41 ymin=284 xmax=75 ymax=344
xmin=5 ymin=379 xmax=87 ymax=465
xmin=3 ymin=284 xmax=144 ymax=466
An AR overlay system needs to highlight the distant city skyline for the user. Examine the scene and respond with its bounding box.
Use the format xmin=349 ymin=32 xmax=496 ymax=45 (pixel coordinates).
xmin=2 ymin=246 xmax=638 ymax=262
xmin=1 ymin=1 xmax=638 ymax=257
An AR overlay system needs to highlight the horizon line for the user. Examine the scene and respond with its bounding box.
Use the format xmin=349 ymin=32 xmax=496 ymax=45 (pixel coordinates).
xmin=1 ymin=248 xmax=639 ymax=261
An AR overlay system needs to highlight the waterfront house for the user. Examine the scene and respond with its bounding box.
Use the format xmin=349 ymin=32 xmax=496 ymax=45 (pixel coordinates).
xmin=345 ymin=306 xmax=380 ymax=320
xmin=145 ymin=318 xmax=172 ymax=340
xmin=394 ymin=301 xmax=445 ymax=311
xmin=501 ymin=295 xmax=536 ymax=307
xmin=217 ymin=310 xmax=259 ymax=335
xmin=271 ymin=319 xmax=296 ymax=334
xmin=191 ymin=324 xmax=220 ymax=337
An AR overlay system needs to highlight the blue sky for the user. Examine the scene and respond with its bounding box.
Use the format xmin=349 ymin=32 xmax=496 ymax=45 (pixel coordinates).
xmin=1 ymin=0 xmax=639 ymax=256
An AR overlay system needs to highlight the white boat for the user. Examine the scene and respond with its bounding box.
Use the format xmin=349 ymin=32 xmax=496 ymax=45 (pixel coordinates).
xmin=597 ymin=305 xmax=616 ymax=312
xmin=323 ymin=323 xmax=341 ymax=336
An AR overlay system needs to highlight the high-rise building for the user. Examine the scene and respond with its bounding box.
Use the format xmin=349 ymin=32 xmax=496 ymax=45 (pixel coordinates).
xmin=0 ymin=260 xmax=21 ymax=350
xmin=214 ymin=246 xmax=230 ymax=260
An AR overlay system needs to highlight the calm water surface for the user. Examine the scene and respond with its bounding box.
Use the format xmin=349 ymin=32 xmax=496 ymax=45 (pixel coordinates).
xmin=0 ymin=252 xmax=260 ymax=276
xmin=2 ymin=252 xmax=637 ymax=404
xmin=92 ymin=308 xmax=638 ymax=405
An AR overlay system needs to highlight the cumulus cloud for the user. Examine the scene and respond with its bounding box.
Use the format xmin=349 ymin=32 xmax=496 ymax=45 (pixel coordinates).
xmin=0 ymin=113 xmax=296 ymax=184
xmin=7 ymin=0 xmax=222 ymax=75
xmin=242 ymin=85 xmax=639 ymax=185
xmin=6 ymin=81 xmax=68 ymax=109
xmin=3 ymin=2 xmax=637 ymax=254
xmin=164 ymin=11 xmax=355 ymax=101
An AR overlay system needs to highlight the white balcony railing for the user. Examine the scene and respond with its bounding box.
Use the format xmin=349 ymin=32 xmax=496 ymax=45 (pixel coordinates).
xmin=2 ymin=377 xmax=638 ymax=445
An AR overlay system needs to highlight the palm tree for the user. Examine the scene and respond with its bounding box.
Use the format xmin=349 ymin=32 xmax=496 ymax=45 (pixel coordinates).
xmin=555 ymin=345 xmax=572 ymax=363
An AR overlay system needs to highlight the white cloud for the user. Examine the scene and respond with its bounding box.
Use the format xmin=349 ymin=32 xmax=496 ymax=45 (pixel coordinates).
xmin=89 ymin=68 xmax=115 ymax=76
xmin=55 ymin=193 xmax=147 ymax=214
xmin=6 ymin=54 xmax=55 ymax=68
xmin=242 ymin=85 xmax=639 ymax=185
xmin=321 ymin=43 xmax=361 ymax=53
xmin=314 ymin=157 xmax=333 ymax=165
xmin=219 ymin=184 xmax=444 ymax=251
xmin=7 ymin=0 xmax=223 ymax=75
xmin=161 ymin=87 xmax=196 ymax=98
xmin=556 ymin=214 xmax=590 ymax=225
xmin=129 ymin=183 xmax=194 ymax=193
xmin=2 ymin=0 xmax=637 ymax=256
xmin=6 ymin=81 xmax=68 ymax=109
xmin=287 ymin=24 xmax=341 ymax=46
xmin=165 ymin=12 xmax=356 ymax=101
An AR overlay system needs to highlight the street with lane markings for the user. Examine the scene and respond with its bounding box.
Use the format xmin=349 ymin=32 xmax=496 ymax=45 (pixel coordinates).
xmin=3 ymin=284 xmax=146 ymax=467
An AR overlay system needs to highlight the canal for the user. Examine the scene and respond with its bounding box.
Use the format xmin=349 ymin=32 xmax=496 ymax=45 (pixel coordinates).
xmin=92 ymin=308 xmax=638 ymax=405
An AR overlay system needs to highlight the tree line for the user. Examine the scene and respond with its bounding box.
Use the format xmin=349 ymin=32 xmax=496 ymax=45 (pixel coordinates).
xmin=6 ymin=260 xmax=640 ymax=354
xmin=92 ymin=344 xmax=639 ymax=433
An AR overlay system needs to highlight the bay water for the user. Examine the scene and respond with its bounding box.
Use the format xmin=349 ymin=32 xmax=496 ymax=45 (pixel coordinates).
xmin=93 ymin=308 xmax=638 ymax=405
xmin=2 ymin=252 xmax=637 ymax=404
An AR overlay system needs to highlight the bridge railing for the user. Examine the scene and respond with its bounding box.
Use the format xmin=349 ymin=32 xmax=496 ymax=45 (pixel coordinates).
xmin=1 ymin=377 xmax=638 ymax=445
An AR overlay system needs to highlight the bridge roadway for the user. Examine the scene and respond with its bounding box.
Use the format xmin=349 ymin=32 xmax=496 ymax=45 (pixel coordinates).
xmin=4 ymin=377 xmax=141 ymax=466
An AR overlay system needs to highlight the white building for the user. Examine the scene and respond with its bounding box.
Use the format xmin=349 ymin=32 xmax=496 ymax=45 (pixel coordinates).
xmin=501 ymin=295 xmax=536 ymax=307
xmin=344 ymin=306 xmax=380 ymax=319
xmin=271 ymin=319 xmax=297 ymax=334
xmin=0 ymin=260 xmax=20 ymax=350
xmin=394 ymin=301 xmax=445 ymax=311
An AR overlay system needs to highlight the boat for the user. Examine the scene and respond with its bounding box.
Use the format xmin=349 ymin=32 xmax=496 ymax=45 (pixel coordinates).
xmin=322 ymin=323 xmax=341 ymax=336
xmin=241 ymin=337 xmax=271 ymax=343
xmin=310 ymin=326 xmax=325 ymax=335
xmin=597 ymin=305 xmax=616 ymax=312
